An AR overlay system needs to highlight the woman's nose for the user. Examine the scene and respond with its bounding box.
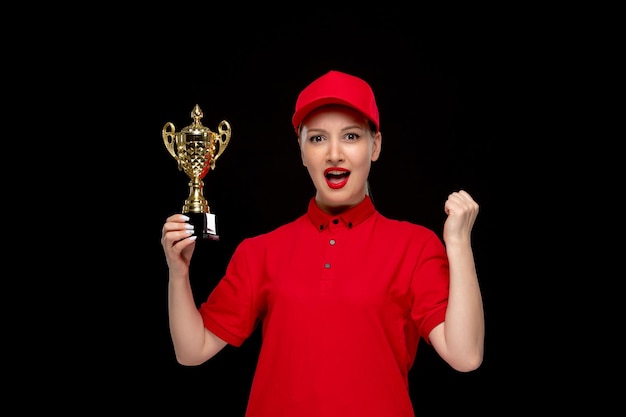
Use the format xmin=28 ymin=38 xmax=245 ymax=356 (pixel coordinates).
xmin=327 ymin=137 xmax=344 ymax=162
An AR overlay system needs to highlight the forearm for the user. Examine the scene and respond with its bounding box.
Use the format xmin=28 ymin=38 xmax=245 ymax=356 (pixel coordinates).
xmin=168 ymin=271 xmax=214 ymax=365
xmin=441 ymin=239 xmax=485 ymax=370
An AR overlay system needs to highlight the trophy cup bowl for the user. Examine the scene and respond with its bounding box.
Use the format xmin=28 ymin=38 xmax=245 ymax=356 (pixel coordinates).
xmin=163 ymin=104 xmax=231 ymax=240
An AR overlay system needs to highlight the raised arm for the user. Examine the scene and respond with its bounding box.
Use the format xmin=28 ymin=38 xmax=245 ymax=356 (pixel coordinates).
xmin=161 ymin=214 xmax=227 ymax=365
xmin=428 ymin=190 xmax=485 ymax=372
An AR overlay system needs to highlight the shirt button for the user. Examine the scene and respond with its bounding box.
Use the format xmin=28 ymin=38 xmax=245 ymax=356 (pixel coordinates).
xmin=324 ymin=263 xmax=331 ymax=269
xmin=329 ymin=239 xmax=336 ymax=245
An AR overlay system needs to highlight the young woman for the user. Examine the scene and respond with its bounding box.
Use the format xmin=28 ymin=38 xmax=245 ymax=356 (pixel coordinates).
xmin=161 ymin=70 xmax=484 ymax=417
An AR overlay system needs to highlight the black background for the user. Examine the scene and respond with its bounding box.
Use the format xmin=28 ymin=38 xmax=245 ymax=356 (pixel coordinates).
xmin=37 ymin=9 xmax=559 ymax=415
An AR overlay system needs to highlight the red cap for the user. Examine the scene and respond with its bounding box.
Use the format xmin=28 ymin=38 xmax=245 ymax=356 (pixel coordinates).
xmin=292 ymin=70 xmax=379 ymax=134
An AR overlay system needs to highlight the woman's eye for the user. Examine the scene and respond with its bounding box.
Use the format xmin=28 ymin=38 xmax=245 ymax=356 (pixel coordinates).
xmin=309 ymin=135 xmax=324 ymax=143
xmin=345 ymin=133 xmax=359 ymax=141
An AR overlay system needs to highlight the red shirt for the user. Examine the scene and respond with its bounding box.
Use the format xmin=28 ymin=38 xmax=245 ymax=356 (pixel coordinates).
xmin=199 ymin=196 xmax=449 ymax=417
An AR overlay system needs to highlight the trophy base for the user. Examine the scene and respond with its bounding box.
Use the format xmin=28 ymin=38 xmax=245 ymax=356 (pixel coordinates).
xmin=187 ymin=212 xmax=219 ymax=241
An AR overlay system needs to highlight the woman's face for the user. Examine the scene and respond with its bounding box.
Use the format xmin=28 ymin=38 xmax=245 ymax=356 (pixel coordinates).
xmin=298 ymin=105 xmax=381 ymax=213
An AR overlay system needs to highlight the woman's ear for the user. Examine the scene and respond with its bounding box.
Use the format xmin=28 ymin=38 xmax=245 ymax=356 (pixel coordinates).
xmin=371 ymin=131 xmax=382 ymax=162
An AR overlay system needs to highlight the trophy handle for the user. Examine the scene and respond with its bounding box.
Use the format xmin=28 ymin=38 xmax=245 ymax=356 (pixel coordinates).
xmin=211 ymin=120 xmax=231 ymax=169
xmin=162 ymin=122 xmax=178 ymax=160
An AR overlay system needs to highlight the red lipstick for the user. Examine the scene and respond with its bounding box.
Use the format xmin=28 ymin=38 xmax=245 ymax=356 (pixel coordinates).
xmin=324 ymin=167 xmax=350 ymax=189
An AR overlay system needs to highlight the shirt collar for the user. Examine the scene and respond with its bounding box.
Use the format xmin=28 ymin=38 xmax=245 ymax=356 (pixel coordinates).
xmin=306 ymin=195 xmax=376 ymax=231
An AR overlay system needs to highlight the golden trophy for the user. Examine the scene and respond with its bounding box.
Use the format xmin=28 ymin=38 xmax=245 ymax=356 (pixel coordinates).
xmin=163 ymin=104 xmax=231 ymax=240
